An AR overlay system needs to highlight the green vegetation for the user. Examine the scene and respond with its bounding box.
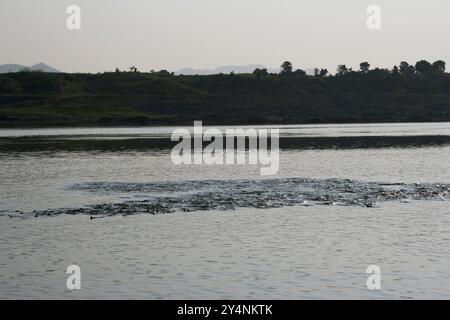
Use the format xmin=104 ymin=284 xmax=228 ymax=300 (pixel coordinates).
xmin=0 ymin=60 xmax=449 ymax=127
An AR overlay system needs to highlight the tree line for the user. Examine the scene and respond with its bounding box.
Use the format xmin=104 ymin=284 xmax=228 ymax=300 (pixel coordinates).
xmin=258 ymin=59 xmax=446 ymax=78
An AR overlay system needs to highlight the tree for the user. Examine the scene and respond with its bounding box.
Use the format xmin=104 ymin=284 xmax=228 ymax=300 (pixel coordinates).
xmin=129 ymin=66 xmax=138 ymax=73
xmin=405 ymin=65 xmax=416 ymax=76
xmin=359 ymin=62 xmax=370 ymax=74
xmin=313 ymin=68 xmax=319 ymax=77
xmin=313 ymin=68 xmax=328 ymax=77
xmin=336 ymin=64 xmax=349 ymax=76
xmin=399 ymin=61 xmax=409 ymax=75
xmin=115 ymin=67 xmax=120 ymax=73
xmin=156 ymin=69 xmax=171 ymax=77
xmin=294 ymin=69 xmax=307 ymax=76
xmin=415 ymin=60 xmax=433 ymax=75
xmin=319 ymin=69 xmax=328 ymax=77
xmin=280 ymin=61 xmax=293 ymax=74
xmin=253 ymin=68 xmax=268 ymax=79
xmin=432 ymin=60 xmax=446 ymax=74
xmin=392 ymin=65 xmax=399 ymax=76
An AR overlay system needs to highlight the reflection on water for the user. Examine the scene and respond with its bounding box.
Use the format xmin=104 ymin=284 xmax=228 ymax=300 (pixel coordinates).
xmin=1 ymin=122 xmax=450 ymax=153
xmin=2 ymin=135 xmax=450 ymax=153
xmin=1 ymin=122 xmax=450 ymax=138
xmin=0 ymin=122 xmax=450 ymax=299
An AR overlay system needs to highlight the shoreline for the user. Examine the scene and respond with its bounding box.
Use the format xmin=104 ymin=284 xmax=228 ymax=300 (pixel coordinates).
xmin=2 ymin=71 xmax=450 ymax=128
xmin=2 ymin=119 xmax=450 ymax=130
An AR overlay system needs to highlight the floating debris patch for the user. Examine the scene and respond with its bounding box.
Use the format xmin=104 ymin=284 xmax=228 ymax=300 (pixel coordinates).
xmin=6 ymin=178 xmax=450 ymax=218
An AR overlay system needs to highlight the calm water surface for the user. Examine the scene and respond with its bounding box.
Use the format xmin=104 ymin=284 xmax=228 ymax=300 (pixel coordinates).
xmin=0 ymin=122 xmax=449 ymax=299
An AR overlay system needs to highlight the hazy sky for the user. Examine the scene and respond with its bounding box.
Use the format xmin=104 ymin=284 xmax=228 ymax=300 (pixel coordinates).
xmin=1 ymin=0 xmax=449 ymax=73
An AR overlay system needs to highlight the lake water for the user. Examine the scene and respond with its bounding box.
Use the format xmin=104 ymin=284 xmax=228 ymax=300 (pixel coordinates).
xmin=0 ymin=122 xmax=449 ymax=299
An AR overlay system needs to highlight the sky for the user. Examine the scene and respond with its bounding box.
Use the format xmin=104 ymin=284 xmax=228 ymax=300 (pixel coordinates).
xmin=1 ymin=0 xmax=449 ymax=73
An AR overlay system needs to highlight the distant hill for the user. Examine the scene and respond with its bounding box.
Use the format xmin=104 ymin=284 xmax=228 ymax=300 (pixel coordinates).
xmin=0 ymin=64 xmax=26 ymax=73
xmin=0 ymin=63 xmax=60 ymax=74
xmin=175 ymin=64 xmax=280 ymax=75
xmin=175 ymin=64 xmax=316 ymax=76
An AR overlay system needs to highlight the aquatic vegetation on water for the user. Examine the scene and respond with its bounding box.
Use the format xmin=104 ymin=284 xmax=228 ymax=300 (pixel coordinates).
xmin=4 ymin=178 xmax=450 ymax=218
